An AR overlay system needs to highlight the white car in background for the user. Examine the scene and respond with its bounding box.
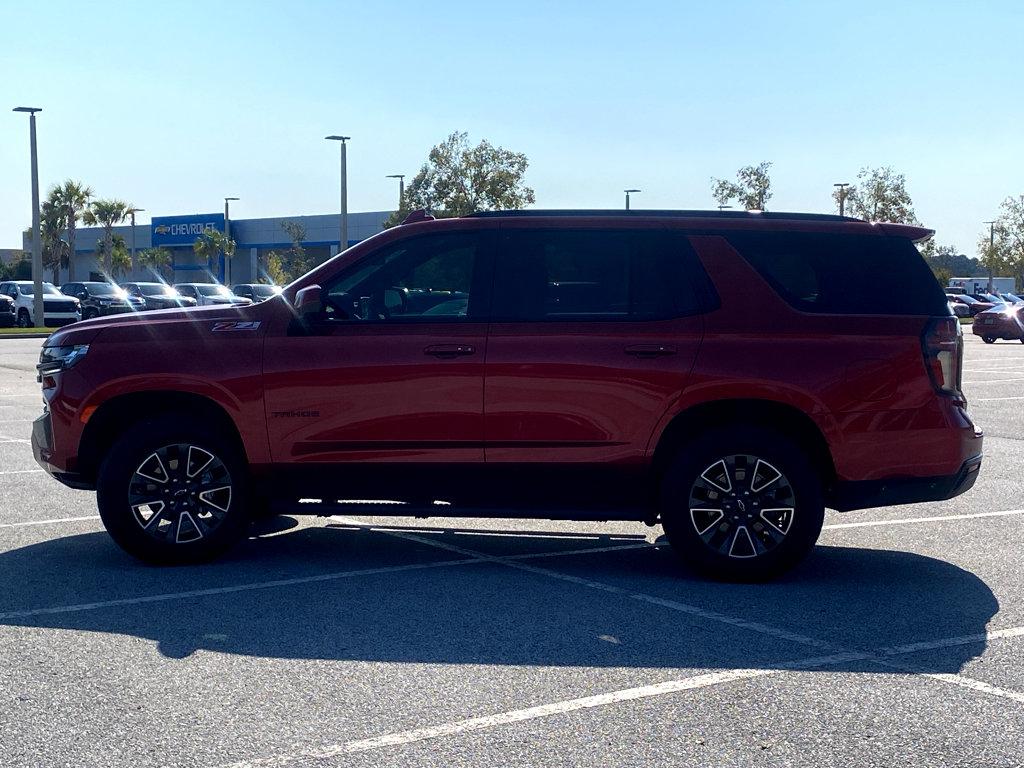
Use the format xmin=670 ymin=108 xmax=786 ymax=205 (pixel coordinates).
xmin=0 ymin=280 xmax=80 ymax=327
xmin=172 ymin=283 xmax=252 ymax=307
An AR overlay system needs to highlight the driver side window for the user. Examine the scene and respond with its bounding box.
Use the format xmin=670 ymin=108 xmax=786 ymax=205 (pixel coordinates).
xmin=324 ymin=232 xmax=482 ymax=322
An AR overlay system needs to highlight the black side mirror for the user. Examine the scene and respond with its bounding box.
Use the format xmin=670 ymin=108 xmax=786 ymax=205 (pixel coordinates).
xmin=294 ymin=285 xmax=323 ymax=321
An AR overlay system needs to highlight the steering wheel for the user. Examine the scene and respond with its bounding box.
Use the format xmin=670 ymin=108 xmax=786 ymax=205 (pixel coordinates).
xmin=368 ymin=287 xmax=408 ymax=320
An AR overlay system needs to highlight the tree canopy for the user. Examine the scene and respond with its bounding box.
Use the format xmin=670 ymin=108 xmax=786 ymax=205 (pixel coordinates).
xmin=835 ymin=167 xmax=916 ymax=223
xmin=384 ymin=132 xmax=535 ymax=227
xmin=711 ymin=162 xmax=773 ymax=211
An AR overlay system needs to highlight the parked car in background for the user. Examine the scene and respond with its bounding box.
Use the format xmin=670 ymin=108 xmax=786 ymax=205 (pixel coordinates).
xmin=231 ymin=283 xmax=282 ymax=303
xmin=969 ymin=292 xmax=1004 ymax=304
xmin=173 ymin=283 xmax=252 ymax=307
xmin=1 ymin=280 xmax=80 ymax=327
xmin=60 ymin=282 xmax=143 ymax=320
xmin=973 ymin=303 xmax=1024 ymax=344
xmin=948 ymin=300 xmax=971 ymax=318
xmin=998 ymin=292 xmax=1024 ymax=304
xmin=32 ymin=209 xmax=982 ymax=581
xmin=0 ymin=293 xmax=15 ymax=327
xmin=946 ymin=293 xmax=993 ymax=317
xmin=122 ymin=282 xmax=198 ymax=311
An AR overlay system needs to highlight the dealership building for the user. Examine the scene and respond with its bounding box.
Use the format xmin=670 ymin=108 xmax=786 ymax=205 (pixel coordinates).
xmin=20 ymin=210 xmax=393 ymax=285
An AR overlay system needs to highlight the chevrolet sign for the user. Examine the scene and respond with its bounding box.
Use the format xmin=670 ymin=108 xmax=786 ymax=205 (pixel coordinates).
xmin=151 ymin=213 xmax=225 ymax=246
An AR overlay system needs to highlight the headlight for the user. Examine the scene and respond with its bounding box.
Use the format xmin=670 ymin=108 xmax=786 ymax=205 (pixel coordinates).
xmin=98 ymin=298 xmax=112 ymax=305
xmin=37 ymin=345 xmax=90 ymax=377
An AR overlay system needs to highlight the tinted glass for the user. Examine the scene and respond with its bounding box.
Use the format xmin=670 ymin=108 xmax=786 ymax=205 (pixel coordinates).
xmin=82 ymin=282 xmax=119 ymax=296
xmin=493 ymin=229 xmax=702 ymax=321
xmin=325 ymin=232 xmax=483 ymax=321
xmin=727 ymin=233 xmax=948 ymax=316
xmin=19 ymin=283 xmax=61 ymax=296
xmin=195 ymin=285 xmax=231 ymax=297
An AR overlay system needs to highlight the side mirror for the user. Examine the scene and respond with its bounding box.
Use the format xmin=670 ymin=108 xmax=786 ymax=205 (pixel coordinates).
xmin=294 ymin=284 xmax=323 ymax=321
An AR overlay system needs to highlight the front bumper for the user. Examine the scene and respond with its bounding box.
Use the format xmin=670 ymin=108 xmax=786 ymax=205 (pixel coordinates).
xmin=829 ymin=454 xmax=983 ymax=512
xmin=31 ymin=410 xmax=92 ymax=490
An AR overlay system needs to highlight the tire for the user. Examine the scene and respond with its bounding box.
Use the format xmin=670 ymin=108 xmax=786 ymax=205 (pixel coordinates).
xmin=982 ymin=336 xmax=996 ymax=344
xmin=83 ymin=308 xmax=98 ymax=320
xmin=96 ymin=414 xmax=250 ymax=564
xmin=660 ymin=426 xmax=824 ymax=581
xmin=16 ymin=309 xmax=31 ymax=328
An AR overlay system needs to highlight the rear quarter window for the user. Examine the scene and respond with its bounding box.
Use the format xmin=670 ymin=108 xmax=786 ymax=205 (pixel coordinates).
xmin=726 ymin=232 xmax=948 ymax=316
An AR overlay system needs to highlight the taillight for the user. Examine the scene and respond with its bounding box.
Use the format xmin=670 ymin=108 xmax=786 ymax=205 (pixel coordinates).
xmin=922 ymin=317 xmax=963 ymax=398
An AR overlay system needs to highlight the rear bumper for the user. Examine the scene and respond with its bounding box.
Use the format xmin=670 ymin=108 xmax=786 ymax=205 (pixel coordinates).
xmin=829 ymin=454 xmax=983 ymax=512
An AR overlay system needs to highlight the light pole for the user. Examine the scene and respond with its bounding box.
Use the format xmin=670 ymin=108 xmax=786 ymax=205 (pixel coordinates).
xmin=14 ymin=107 xmax=43 ymax=327
xmin=386 ymin=174 xmax=405 ymax=211
xmin=224 ymin=197 xmax=239 ymax=284
xmin=624 ymin=189 xmax=641 ymax=211
xmin=128 ymin=208 xmax=145 ymax=277
xmin=326 ymin=136 xmax=350 ymax=252
xmin=984 ymin=220 xmax=997 ymax=293
xmin=717 ymin=204 xmax=733 ymax=211
xmin=834 ymin=183 xmax=850 ymax=217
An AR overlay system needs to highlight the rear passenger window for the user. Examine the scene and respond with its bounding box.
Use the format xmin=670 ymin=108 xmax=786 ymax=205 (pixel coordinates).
xmin=727 ymin=233 xmax=948 ymax=316
xmin=494 ymin=229 xmax=704 ymax=321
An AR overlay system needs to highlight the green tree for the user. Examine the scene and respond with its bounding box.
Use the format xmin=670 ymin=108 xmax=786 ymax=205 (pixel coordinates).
xmin=711 ymin=162 xmax=773 ymax=211
xmin=193 ymin=229 xmax=236 ymax=278
xmin=835 ymin=167 xmax=916 ymax=223
xmin=40 ymin=201 xmax=70 ymax=284
xmin=84 ymin=198 xmax=132 ymax=275
xmin=383 ymin=131 xmax=535 ymax=227
xmin=264 ymin=220 xmax=314 ymax=282
xmin=96 ymin=235 xmax=131 ymax=278
xmin=264 ymin=252 xmax=289 ymax=286
xmin=138 ymin=247 xmax=173 ymax=280
xmin=48 ymin=180 xmax=92 ymax=281
xmin=980 ymin=195 xmax=1024 ymax=290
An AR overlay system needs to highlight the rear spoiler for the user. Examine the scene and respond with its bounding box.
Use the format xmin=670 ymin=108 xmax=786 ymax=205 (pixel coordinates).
xmin=877 ymin=222 xmax=935 ymax=243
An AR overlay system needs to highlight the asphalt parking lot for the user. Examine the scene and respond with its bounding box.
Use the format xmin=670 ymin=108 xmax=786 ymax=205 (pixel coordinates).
xmin=0 ymin=333 xmax=1022 ymax=767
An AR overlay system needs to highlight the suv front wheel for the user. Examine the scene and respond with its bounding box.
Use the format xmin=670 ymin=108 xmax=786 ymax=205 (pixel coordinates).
xmin=660 ymin=427 xmax=824 ymax=581
xmin=97 ymin=415 xmax=250 ymax=563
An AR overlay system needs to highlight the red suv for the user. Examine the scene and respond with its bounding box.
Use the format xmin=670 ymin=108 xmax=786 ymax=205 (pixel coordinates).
xmin=31 ymin=210 xmax=983 ymax=579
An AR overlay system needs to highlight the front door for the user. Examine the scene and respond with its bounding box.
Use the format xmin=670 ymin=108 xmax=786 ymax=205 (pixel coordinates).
xmin=263 ymin=229 xmax=493 ymax=469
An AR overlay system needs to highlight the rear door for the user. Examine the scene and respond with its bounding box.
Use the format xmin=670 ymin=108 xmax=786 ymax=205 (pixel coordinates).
xmin=484 ymin=225 xmax=707 ymax=465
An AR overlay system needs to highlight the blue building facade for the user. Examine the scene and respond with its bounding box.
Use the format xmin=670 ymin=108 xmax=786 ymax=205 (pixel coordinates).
xmin=23 ymin=210 xmax=393 ymax=285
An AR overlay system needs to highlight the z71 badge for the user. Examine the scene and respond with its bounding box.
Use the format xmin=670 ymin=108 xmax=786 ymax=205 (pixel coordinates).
xmin=211 ymin=321 xmax=262 ymax=332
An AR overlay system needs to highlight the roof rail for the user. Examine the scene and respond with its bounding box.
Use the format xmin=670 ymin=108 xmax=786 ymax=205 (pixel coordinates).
xmin=402 ymin=209 xmax=435 ymax=225
xmin=466 ymin=209 xmax=864 ymax=223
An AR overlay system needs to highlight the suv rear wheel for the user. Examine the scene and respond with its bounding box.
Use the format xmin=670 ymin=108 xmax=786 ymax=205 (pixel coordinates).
xmin=17 ymin=309 xmax=30 ymax=328
xmin=660 ymin=427 xmax=824 ymax=581
xmin=97 ymin=415 xmax=250 ymax=564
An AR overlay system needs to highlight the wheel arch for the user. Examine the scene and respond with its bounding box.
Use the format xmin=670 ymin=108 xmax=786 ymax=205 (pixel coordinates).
xmin=650 ymin=398 xmax=837 ymax=495
xmin=78 ymin=391 xmax=247 ymax=483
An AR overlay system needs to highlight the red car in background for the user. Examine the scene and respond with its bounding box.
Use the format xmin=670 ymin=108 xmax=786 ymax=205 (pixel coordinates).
xmin=973 ymin=303 xmax=1024 ymax=344
xmin=946 ymin=293 xmax=993 ymax=317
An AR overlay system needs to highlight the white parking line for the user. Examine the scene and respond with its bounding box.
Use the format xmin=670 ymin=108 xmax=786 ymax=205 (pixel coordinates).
xmin=0 ymin=515 xmax=100 ymax=529
xmin=823 ymin=508 xmax=1024 ymax=530
xmin=237 ymin=625 xmax=1024 ymax=765
xmin=974 ymin=396 xmax=1024 ymax=402
xmin=963 ymin=377 xmax=1024 ymax=384
xmin=0 ymin=469 xmax=42 ymax=476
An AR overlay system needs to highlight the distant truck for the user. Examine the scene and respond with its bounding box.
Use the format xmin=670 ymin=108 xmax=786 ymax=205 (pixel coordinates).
xmin=948 ymin=277 xmax=1016 ymax=295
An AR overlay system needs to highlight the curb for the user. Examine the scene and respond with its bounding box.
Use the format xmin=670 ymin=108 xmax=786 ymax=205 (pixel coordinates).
xmin=0 ymin=333 xmax=51 ymax=340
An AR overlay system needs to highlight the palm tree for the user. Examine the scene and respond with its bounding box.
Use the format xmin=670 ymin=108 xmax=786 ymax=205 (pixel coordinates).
xmin=40 ymin=201 xmax=70 ymax=283
xmin=49 ymin=181 xmax=92 ymax=282
xmin=84 ymin=198 xmax=131 ymax=275
xmin=138 ymin=247 xmax=173 ymax=280
xmin=193 ymin=230 xmax=236 ymax=279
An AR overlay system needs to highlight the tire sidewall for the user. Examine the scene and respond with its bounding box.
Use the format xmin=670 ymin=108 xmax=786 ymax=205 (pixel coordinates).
xmin=97 ymin=415 xmax=249 ymax=564
xmin=660 ymin=426 xmax=824 ymax=581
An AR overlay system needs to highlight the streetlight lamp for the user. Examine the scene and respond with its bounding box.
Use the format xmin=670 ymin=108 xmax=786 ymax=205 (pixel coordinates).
xmin=13 ymin=107 xmax=43 ymax=327
xmin=983 ymin=220 xmax=997 ymax=293
xmin=326 ymin=135 xmax=350 ymax=252
xmin=128 ymin=208 xmax=145 ymax=277
xmin=834 ymin=183 xmax=850 ymax=217
xmin=385 ymin=174 xmax=405 ymax=211
xmin=624 ymin=189 xmax=641 ymax=211
xmin=224 ymin=197 xmax=239 ymax=284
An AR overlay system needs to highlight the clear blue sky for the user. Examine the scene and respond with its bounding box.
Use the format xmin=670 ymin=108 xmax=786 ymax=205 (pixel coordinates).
xmin=2 ymin=0 xmax=1022 ymax=257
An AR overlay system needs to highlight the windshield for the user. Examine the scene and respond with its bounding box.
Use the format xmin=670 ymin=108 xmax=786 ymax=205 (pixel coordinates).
xmin=18 ymin=283 xmax=61 ymax=296
xmin=136 ymin=283 xmax=176 ymax=297
xmin=196 ymin=284 xmax=232 ymax=297
xmin=83 ymin=283 xmax=121 ymax=297
xmin=249 ymin=285 xmax=278 ymax=298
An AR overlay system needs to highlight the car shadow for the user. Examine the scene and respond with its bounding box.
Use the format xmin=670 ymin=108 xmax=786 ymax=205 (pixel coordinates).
xmin=0 ymin=519 xmax=997 ymax=674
